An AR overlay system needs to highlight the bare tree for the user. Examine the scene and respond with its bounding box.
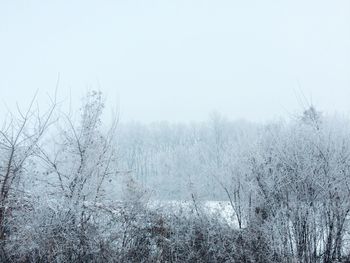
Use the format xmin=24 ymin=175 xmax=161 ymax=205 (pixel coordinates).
xmin=0 ymin=93 xmax=56 ymax=256
xmin=36 ymin=91 xmax=118 ymax=261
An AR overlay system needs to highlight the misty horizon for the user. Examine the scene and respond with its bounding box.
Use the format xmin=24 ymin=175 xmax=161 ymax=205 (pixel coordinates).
xmin=1 ymin=0 xmax=350 ymax=123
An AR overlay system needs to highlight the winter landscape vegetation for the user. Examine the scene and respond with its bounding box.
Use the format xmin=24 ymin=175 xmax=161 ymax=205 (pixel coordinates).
xmin=1 ymin=1 xmax=350 ymax=262
xmin=1 ymin=90 xmax=350 ymax=262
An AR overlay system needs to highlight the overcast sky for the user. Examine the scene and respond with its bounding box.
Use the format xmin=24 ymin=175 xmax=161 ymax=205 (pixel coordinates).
xmin=1 ymin=0 xmax=349 ymax=123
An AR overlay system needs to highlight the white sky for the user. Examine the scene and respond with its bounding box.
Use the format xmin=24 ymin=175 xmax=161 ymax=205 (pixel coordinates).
xmin=0 ymin=0 xmax=349 ymax=123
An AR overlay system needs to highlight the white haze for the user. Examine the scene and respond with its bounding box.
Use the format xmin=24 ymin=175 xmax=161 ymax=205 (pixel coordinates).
xmin=1 ymin=0 xmax=350 ymax=123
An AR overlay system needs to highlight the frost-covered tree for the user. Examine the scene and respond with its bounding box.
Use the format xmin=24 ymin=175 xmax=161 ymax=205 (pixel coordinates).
xmin=0 ymin=94 xmax=55 ymax=258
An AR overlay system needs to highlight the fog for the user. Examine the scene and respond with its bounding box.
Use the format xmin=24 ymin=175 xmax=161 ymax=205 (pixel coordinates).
xmin=1 ymin=0 xmax=350 ymax=122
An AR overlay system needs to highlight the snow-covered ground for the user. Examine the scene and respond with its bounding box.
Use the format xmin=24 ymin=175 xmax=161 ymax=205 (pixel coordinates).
xmin=147 ymin=200 xmax=239 ymax=227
